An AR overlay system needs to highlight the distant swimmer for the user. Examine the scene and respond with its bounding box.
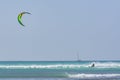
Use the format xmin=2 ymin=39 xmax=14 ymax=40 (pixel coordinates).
xmin=91 ymin=63 xmax=95 ymax=67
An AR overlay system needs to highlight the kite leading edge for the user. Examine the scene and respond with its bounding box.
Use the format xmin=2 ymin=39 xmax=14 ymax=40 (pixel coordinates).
xmin=17 ymin=12 xmax=31 ymax=26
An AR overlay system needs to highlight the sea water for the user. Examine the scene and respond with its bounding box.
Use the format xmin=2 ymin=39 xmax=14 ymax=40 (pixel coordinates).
xmin=0 ymin=61 xmax=119 ymax=80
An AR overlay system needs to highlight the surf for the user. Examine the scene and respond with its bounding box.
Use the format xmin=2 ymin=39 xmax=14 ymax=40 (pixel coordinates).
xmin=67 ymin=73 xmax=120 ymax=79
xmin=0 ymin=61 xmax=119 ymax=78
xmin=0 ymin=61 xmax=119 ymax=69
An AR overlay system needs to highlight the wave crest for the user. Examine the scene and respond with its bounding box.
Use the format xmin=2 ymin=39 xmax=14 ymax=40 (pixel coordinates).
xmin=67 ymin=73 xmax=120 ymax=79
xmin=0 ymin=62 xmax=119 ymax=69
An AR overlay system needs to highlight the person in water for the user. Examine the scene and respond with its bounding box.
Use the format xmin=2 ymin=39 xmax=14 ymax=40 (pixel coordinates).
xmin=91 ymin=63 xmax=95 ymax=67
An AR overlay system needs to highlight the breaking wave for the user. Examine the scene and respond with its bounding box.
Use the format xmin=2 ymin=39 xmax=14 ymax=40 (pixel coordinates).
xmin=67 ymin=73 xmax=120 ymax=79
xmin=0 ymin=62 xmax=119 ymax=69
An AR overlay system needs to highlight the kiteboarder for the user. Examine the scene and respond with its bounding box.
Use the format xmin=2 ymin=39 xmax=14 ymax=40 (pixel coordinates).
xmin=91 ymin=63 xmax=95 ymax=67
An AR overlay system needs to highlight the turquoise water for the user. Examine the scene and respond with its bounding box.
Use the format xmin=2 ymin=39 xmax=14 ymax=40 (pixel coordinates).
xmin=0 ymin=61 xmax=120 ymax=80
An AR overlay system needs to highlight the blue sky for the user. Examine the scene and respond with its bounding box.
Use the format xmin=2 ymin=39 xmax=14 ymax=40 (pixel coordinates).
xmin=0 ymin=0 xmax=120 ymax=61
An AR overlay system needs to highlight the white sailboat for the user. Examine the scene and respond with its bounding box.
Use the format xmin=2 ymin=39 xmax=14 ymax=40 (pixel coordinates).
xmin=77 ymin=52 xmax=82 ymax=61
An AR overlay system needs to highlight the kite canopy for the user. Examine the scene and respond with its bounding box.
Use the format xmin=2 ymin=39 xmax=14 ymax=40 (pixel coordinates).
xmin=17 ymin=12 xmax=31 ymax=26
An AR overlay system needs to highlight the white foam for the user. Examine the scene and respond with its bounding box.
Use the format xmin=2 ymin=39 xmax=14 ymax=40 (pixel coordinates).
xmin=0 ymin=64 xmax=87 ymax=69
xmin=91 ymin=62 xmax=120 ymax=68
xmin=0 ymin=62 xmax=119 ymax=69
xmin=67 ymin=73 xmax=120 ymax=79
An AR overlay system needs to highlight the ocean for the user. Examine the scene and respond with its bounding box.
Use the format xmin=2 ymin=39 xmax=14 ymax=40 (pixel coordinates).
xmin=0 ymin=61 xmax=119 ymax=80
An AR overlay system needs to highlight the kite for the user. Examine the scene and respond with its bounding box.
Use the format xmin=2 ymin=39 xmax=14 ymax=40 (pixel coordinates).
xmin=17 ymin=12 xmax=31 ymax=26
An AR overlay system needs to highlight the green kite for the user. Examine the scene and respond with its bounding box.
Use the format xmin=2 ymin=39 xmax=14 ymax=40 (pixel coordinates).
xmin=17 ymin=12 xmax=31 ymax=26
